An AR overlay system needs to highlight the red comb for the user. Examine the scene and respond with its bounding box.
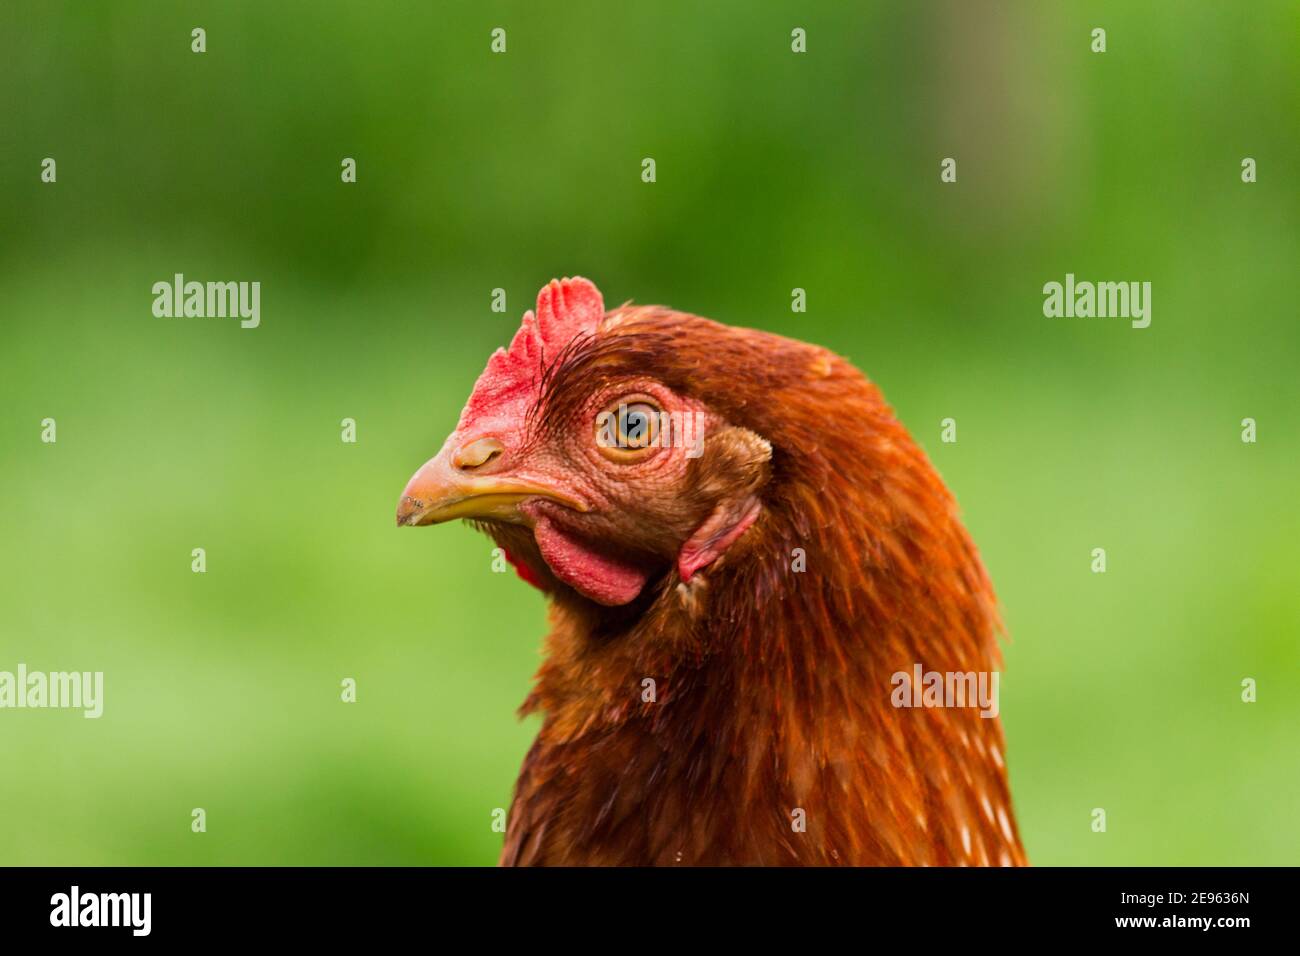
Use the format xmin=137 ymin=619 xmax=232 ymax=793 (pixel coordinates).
xmin=457 ymin=277 xmax=606 ymax=432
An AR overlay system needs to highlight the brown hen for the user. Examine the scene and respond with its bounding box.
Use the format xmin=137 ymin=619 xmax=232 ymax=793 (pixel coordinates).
xmin=397 ymin=277 xmax=1026 ymax=866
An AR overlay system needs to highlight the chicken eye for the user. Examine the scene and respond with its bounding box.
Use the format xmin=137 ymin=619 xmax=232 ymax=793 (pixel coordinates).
xmin=595 ymin=400 xmax=661 ymax=461
xmin=618 ymin=403 xmax=659 ymax=448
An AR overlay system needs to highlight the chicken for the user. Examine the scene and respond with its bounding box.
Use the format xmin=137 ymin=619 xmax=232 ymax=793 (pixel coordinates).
xmin=397 ymin=277 xmax=1027 ymax=866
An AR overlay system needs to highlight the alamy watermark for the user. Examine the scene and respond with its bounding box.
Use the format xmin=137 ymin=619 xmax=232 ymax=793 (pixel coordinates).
xmin=595 ymin=404 xmax=705 ymax=458
xmin=0 ymin=664 xmax=103 ymax=718
xmin=152 ymin=273 xmax=260 ymax=328
xmin=891 ymin=663 xmax=999 ymax=718
xmin=1043 ymin=273 xmax=1151 ymax=329
xmin=50 ymin=886 xmax=150 ymax=936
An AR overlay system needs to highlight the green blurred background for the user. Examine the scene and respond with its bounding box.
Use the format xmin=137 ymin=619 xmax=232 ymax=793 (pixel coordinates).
xmin=2 ymin=1 xmax=1296 ymax=865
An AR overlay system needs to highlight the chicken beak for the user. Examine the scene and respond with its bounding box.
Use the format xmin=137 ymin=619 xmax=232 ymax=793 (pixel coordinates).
xmin=396 ymin=448 xmax=586 ymax=527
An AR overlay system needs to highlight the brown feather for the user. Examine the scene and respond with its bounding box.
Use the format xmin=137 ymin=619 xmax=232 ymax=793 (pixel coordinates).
xmin=490 ymin=305 xmax=1026 ymax=866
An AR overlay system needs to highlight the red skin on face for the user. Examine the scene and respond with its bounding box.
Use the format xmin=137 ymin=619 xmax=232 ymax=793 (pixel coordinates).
xmin=448 ymin=277 xmax=723 ymax=605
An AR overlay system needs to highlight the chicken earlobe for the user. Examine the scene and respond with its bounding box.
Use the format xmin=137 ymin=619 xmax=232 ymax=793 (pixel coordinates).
xmin=678 ymin=425 xmax=772 ymax=582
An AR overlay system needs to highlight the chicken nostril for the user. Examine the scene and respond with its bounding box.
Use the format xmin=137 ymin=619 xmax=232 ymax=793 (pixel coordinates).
xmin=453 ymin=437 xmax=505 ymax=471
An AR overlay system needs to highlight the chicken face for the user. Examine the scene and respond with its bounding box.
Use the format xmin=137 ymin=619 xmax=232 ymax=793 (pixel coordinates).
xmin=397 ymin=278 xmax=770 ymax=606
